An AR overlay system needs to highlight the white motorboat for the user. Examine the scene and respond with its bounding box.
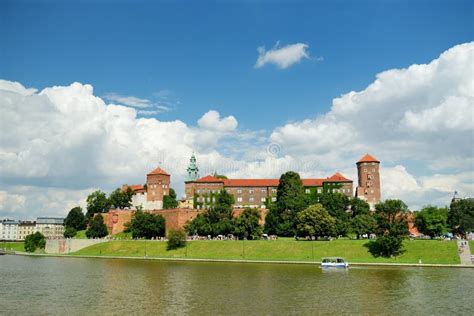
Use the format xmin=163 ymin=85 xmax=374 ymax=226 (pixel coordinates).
xmin=321 ymin=257 xmax=349 ymax=268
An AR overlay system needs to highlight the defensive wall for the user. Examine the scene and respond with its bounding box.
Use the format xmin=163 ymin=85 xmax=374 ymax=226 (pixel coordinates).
xmin=45 ymin=239 xmax=107 ymax=254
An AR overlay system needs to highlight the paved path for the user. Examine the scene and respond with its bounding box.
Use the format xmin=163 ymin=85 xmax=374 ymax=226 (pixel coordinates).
xmin=457 ymin=240 xmax=473 ymax=265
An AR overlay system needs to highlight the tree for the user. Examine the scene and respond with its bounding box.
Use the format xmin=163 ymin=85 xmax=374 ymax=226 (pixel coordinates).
xmin=108 ymin=187 xmax=133 ymax=209
xmin=86 ymin=190 xmax=110 ymax=219
xmin=276 ymin=171 xmax=310 ymax=213
xmin=351 ymin=214 xmax=377 ymax=239
xmin=64 ymin=206 xmax=86 ymax=231
xmin=366 ymin=199 xmax=409 ymax=257
xmin=125 ymin=210 xmax=166 ymax=239
xmin=233 ymin=208 xmax=263 ymax=240
xmin=263 ymin=172 xmax=310 ymax=237
xmin=64 ymin=227 xmax=77 ymax=238
xmin=296 ymin=204 xmax=337 ymax=239
xmin=316 ymin=192 xmax=351 ymax=236
xmin=24 ymin=232 xmax=46 ymax=253
xmin=415 ymin=206 xmax=449 ymax=238
xmin=86 ymin=214 xmax=109 ymax=238
xmin=163 ymin=188 xmax=179 ymax=209
xmin=186 ymin=189 xmax=235 ymax=237
xmin=350 ymin=197 xmax=371 ymax=217
xmin=167 ymin=229 xmax=187 ymax=250
xmin=448 ymin=199 xmax=474 ymax=238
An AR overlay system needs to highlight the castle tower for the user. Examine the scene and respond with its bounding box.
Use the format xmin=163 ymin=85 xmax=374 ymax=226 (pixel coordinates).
xmin=146 ymin=167 xmax=170 ymax=209
xmin=356 ymin=154 xmax=381 ymax=209
xmin=186 ymin=153 xmax=199 ymax=181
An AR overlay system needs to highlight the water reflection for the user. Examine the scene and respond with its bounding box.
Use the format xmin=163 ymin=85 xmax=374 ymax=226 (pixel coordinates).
xmin=1 ymin=256 xmax=473 ymax=315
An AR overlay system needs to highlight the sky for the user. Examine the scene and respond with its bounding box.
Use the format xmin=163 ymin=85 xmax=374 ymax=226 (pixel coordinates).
xmin=0 ymin=0 xmax=473 ymax=219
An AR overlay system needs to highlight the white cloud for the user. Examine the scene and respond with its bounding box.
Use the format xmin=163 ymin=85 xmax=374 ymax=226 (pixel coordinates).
xmin=104 ymin=93 xmax=152 ymax=108
xmin=1 ymin=42 xmax=473 ymax=217
xmin=197 ymin=110 xmax=238 ymax=132
xmin=255 ymin=42 xmax=310 ymax=69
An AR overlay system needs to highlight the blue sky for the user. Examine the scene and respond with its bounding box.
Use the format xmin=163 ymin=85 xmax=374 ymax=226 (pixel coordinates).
xmin=0 ymin=0 xmax=473 ymax=218
xmin=2 ymin=0 xmax=472 ymax=129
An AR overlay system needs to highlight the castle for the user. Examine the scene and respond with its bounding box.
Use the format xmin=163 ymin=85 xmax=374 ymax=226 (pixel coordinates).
xmin=123 ymin=153 xmax=382 ymax=212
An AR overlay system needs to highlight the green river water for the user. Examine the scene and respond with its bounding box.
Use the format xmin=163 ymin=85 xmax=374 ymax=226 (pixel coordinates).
xmin=1 ymin=256 xmax=473 ymax=315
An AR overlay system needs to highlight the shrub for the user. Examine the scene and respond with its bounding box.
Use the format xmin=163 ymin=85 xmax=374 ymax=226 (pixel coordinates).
xmin=24 ymin=232 xmax=46 ymax=253
xmin=64 ymin=227 xmax=77 ymax=238
xmin=167 ymin=229 xmax=187 ymax=250
xmin=365 ymin=236 xmax=405 ymax=258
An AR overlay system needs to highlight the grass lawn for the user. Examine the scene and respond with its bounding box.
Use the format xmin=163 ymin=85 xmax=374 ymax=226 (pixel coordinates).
xmin=2 ymin=241 xmax=25 ymax=252
xmin=470 ymin=241 xmax=473 ymax=251
xmin=73 ymin=230 xmax=87 ymax=239
xmin=72 ymin=239 xmax=460 ymax=264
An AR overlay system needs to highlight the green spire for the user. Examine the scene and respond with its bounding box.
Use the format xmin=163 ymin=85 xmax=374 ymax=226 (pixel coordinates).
xmin=186 ymin=152 xmax=199 ymax=181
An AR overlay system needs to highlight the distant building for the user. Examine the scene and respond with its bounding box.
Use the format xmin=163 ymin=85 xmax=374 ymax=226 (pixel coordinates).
xmin=17 ymin=221 xmax=36 ymax=240
xmin=36 ymin=217 xmax=65 ymax=239
xmin=185 ymin=172 xmax=353 ymax=210
xmin=355 ymin=153 xmax=381 ymax=209
xmin=122 ymin=166 xmax=171 ymax=210
xmin=0 ymin=219 xmax=19 ymax=241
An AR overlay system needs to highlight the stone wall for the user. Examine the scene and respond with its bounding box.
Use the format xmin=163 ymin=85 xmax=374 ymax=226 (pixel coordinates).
xmin=45 ymin=239 xmax=107 ymax=254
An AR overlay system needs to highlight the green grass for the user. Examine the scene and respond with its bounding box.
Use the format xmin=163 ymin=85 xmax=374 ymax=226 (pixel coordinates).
xmin=71 ymin=239 xmax=460 ymax=264
xmin=112 ymin=231 xmax=132 ymax=239
xmin=469 ymin=241 xmax=473 ymax=251
xmin=2 ymin=241 xmax=25 ymax=252
xmin=73 ymin=230 xmax=87 ymax=239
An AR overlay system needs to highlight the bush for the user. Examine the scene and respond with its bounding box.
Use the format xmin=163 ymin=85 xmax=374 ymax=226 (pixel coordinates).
xmin=64 ymin=227 xmax=77 ymax=238
xmin=24 ymin=232 xmax=46 ymax=253
xmin=167 ymin=229 xmax=187 ymax=250
xmin=365 ymin=236 xmax=405 ymax=258
xmin=125 ymin=210 xmax=166 ymax=239
xmin=86 ymin=214 xmax=109 ymax=238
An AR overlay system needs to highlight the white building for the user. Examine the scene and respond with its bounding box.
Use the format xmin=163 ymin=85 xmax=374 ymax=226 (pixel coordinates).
xmin=1 ymin=219 xmax=19 ymax=241
xmin=36 ymin=217 xmax=65 ymax=239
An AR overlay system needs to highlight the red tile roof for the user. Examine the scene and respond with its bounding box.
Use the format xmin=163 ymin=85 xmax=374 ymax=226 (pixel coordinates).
xmin=128 ymin=184 xmax=145 ymax=191
xmin=147 ymin=167 xmax=170 ymax=176
xmin=196 ymin=175 xmax=225 ymax=183
xmin=357 ymin=153 xmax=380 ymax=163
xmin=224 ymin=179 xmax=280 ymax=187
xmin=193 ymin=174 xmax=351 ymax=187
xmin=326 ymin=172 xmax=352 ymax=182
xmin=302 ymin=179 xmax=324 ymax=186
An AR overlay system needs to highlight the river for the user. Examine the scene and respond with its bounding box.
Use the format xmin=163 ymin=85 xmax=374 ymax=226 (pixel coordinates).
xmin=1 ymin=256 xmax=473 ymax=315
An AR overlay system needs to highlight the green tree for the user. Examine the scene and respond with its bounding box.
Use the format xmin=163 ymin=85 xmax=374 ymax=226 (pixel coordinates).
xmin=264 ymin=172 xmax=310 ymax=237
xmin=366 ymin=199 xmax=409 ymax=257
xmin=86 ymin=214 xmax=109 ymax=238
xmin=448 ymin=199 xmax=474 ymax=238
xmin=351 ymin=214 xmax=377 ymax=239
xmin=64 ymin=227 xmax=77 ymax=238
xmin=233 ymin=208 xmax=263 ymax=240
xmin=316 ymin=192 xmax=351 ymax=236
xmin=415 ymin=206 xmax=449 ymax=238
xmin=296 ymin=204 xmax=337 ymax=239
xmin=167 ymin=229 xmax=187 ymax=250
xmin=108 ymin=187 xmax=133 ymax=209
xmin=350 ymin=197 xmax=371 ymax=217
xmin=86 ymin=190 xmax=110 ymax=219
xmin=186 ymin=189 xmax=235 ymax=237
xmin=163 ymin=188 xmax=179 ymax=209
xmin=24 ymin=232 xmax=46 ymax=253
xmin=125 ymin=210 xmax=166 ymax=239
xmin=64 ymin=206 xmax=86 ymax=230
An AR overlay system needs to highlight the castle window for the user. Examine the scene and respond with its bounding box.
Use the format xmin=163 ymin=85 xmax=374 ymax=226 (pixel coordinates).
xmin=272 ymin=188 xmax=277 ymax=194
xmin=305 ymin=189 xmax=310 ymax=194
xmin=237 ymin=197 xmax=243 ymax=202
xmin=261 ymin=189 xmax=266 ymax=194
xmin=363 ymin=169 xmax=367 ymax=172
xmin=249 ymin=189 xmax=254 ymax=194
xmin=261 ymin=197 xmax=266 ymax=202
xmin=271 ymin=197 xmax=277 ymax=202
xmin=317 ymin=188 xmax=322 ymax=193
xmin=249 ymin=197 xmax=254 ymax=202
xmin=237 ymin=189 xmax=242 ymax=194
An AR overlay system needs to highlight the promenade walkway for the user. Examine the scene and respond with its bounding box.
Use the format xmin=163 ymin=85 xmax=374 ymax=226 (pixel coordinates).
xmin=457 ymin=240 xmax=473 ymax=265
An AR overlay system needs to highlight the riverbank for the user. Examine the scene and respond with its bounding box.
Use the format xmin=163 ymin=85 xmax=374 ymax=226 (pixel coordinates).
xmin=7 ymin=239 xmax=470 ymax=266
xmin=70 ymin=239 xmax=461 ymax=264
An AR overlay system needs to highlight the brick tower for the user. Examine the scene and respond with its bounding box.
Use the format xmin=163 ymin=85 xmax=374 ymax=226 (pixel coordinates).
xmin=146 ymin=167 xmax=170 ymax=209
xmin=356 ymin=154 xmax=381 ymax=209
